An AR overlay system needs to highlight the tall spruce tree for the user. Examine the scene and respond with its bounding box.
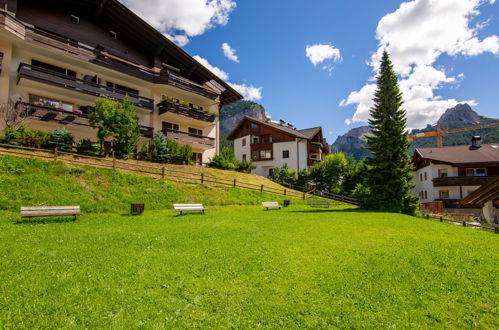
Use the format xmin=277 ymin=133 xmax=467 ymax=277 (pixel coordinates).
xmin=359 ymin=51 xmax=418 ymax=214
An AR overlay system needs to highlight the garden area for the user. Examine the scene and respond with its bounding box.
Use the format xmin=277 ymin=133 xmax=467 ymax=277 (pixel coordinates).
xmin=0 ymin=205 xmax=497 ymax=328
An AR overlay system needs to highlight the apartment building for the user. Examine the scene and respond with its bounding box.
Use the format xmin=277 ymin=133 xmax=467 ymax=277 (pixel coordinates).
xmin=412 ymin=137 xmax=499 ymax=209
xmin=0 ymin=0 xmax=242 ymax=163
xmin=227 ymin=116 xmax=329 ymax=177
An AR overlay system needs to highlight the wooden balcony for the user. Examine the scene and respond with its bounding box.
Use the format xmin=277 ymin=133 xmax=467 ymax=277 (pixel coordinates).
xmin=162 ymin=128 xmax=215 ymax=148
xmin=158 ymin=99 xmax=216 ymax=123
xmin=433 ymin=176 xmax=496 ymax=187
xmin=307 ymin=158 xmax=320 ymax=167
xmin=17 ymin=63 xmax=154 ymax=111
xmin=21 ymin=102 xmax=154 ymax=138
xmin=434 ymin=199 xmax=478 ymax=209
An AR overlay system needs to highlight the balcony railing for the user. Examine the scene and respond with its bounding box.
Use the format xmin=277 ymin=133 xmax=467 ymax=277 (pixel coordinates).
xmin=17 ymin=63 xmax=154 ymax=111
xmin=158 ymin=99 xmax=216 ymax=123
xmin=162 ymin=128 xmax=215 ymax=148
xmin=20 ymin=102 xmax=154 ymax=138
xmin=432 ymin=176 xmax=495 ymax=187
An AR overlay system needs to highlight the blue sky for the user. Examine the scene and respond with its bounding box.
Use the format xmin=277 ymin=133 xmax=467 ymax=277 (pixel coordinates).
xmin=122 ymin=0 xmax=499 ymax=140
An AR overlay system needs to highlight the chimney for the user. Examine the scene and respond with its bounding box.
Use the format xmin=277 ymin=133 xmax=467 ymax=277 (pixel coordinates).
xmin=471 ymin=136 xmax=482 ymax=148
xmin=265 ymin=116 xmax=271 ymax=122
xmin=279 ymin=119 xmax=285 ymax=126
xmin=287 ymin=123 xmax=294 ymax=129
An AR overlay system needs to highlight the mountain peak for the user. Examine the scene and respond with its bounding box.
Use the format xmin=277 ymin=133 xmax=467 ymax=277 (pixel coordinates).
xmin=437 ymin=103 xmax=481 ymax=124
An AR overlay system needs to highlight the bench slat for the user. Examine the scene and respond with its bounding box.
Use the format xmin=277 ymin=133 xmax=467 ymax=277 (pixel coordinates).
xmin=21 ymin=211 xmax=82 ymax=216
xmin=21 ymin=206 xmax=80 ymax=211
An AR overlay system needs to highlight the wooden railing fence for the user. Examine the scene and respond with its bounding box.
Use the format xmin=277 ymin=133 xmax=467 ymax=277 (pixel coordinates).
xmin=420 ymin=212 xmax=498 ymax=234
xmin=0 ymin=143 xmax=327 ymax=201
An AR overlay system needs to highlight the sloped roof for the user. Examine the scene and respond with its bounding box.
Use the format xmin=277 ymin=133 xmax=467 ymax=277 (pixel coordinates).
xmin=297 ymin=127 xmax=321 ymax=139
xmin=227 ymin=116 xmax=310 ymax=140
xmin=461 ymin=176 xmax=499 ymax=206
xmin=415 ymin=144 xmax=499 ymax=165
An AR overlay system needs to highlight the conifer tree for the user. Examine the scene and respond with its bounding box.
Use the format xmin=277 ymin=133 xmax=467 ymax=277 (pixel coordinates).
xmin=357 ymin=51 xmax=418 ymax=214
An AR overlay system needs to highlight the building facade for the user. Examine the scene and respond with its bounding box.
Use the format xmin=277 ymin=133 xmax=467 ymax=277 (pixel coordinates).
xmin=412 ymin=139 xmax=499 ymax=209
xmin=0 ymin=0 xmax=241 ymax=163
xmin=227 ymin=116 xmax=329 ymax=177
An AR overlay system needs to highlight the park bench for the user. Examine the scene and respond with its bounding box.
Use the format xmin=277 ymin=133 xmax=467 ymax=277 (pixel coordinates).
xmin=20 ymin=206 xmax=81 ymax=222
xmin=262 ymin=202 xmax=281 ymax=210
xmin=173 ymin=203 xmax=206 ymax=215
xmin=310 ymin=200 xmax=330 ymax=207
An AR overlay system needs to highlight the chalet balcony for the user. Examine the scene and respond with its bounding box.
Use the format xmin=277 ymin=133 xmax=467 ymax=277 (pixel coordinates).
xmin=307 ymin=158 xmax=320 ymax=167
xmin=432 ymin=176 xmax=496 ymax=187
xmin=158 ymin=99 xmax=216 ymax=123
xmin=21 ymin=102 xmax=154 ymax=138
xmin=18 ymin=63 xmax=154 ymax=111
xmin=162 ymin=128 xmax=215 ymax=148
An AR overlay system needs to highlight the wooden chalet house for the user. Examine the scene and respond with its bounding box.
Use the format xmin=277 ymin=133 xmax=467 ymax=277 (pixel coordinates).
xmin=227 ymin=116 xmax=329 ymax=177
xmin=0 ymin=0 xmax=242 ymax=163
xmin=412 ymin=137 xmax=499 ymax=210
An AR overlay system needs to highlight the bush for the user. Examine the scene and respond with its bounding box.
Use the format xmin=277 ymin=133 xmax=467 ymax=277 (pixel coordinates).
xmin=76 ymin=139 xmax=100 ymax=156
xmin=235 ymin=159 xmax=256 ymax=173
xmin=167 ymin=139 xmax=192 ymax=165
xmin=268 ymin=164 xmax=298 ymax=186
xmin=50 ymin=128 xmax=73 ymax=151
xmin=208 ymin=148 xmax=237 ymax=170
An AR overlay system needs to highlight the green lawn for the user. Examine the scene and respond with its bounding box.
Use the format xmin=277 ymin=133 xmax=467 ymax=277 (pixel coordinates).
xmin=0 ymin=206 xmax=497 ymax=328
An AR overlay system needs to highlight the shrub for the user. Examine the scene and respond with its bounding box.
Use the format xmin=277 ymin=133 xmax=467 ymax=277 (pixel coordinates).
xmin=76 ymin=139 xmax=100 ymax=156
xmin=235 ymin=159 xmax=256 ymax=173
xmin=166 ymin=139 xmax=192 ymax=165
xmin=50 ymin=128 xmax=73 ymax=151
xmin=208 ymin=148 xmax=237 ymax=170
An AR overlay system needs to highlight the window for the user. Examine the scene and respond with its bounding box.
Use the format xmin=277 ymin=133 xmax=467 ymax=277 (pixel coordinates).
xmin=70 ymin=15 xmax=79 ymax=24
xmin=438 ymin=169 xmax=448 ymax=178
xmin=251 ymin=151 xmax=259 ymax=160
xmin=31 ymin=60 xmax=76 ymax=77
xmin=424 ymin=172 xmax=427 ymax=181
xmin=242 ymin=154 xmax=246 ymax=161
xmin=260 ymin=150 xmax=271 ymax=159
xmin=188 ymin=127 xmax=203 ymax=136
xmin=242 ymin=138 xmax=246 ymax=147
xmin=109 ymin=30 xmax=117 ymax=39
xmin=424 ymin=191 xmax=427 ymax=199
xmin=106 ymin=82 xmax=138 ymax=95
xmin=439 ymin=190 xmax=449 ymax=199
xmin=250 ymin=123 xmax=258 ymax=129
xmin=466 ymin=168 xmax=487 ymax=176
xmin=282 ymin=150 xmax=289 ymax=159
xmin=268 ymin=136 xmax=273 ymax=143
xmin=191 ymin=152 xmax=202 ymax=164
xmin=420 ymin=173 xmax=423 ymax=181
xmin=29 ymin=94 xmax=74 ymax=112
xmin=268 ymin=168 xmax=274 ymax=177
xmin=310 ymin=154 xmax=317 ymax=159
xmin=162 ymin=122 xmax=179 ymax=131
xmin=252 ymin=137 xmax=259 ymax=145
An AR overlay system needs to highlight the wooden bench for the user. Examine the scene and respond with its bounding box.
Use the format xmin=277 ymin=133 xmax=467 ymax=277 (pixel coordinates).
xmin=262 ymin=202 xmax=281 ymax=210
xmin=20 ymin=206 xmax=81 ymax=222
xmin=173 ymin=204 xmax=206 ymax=215
xmin=310 ymin=200 xmax=330 ymax=207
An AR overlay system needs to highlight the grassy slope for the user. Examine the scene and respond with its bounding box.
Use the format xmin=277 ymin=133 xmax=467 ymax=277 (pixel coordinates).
xmin=0 ymin=155 xmax=317 ymax=213
xmin=0 ymin=206 xmax=497 ymax=328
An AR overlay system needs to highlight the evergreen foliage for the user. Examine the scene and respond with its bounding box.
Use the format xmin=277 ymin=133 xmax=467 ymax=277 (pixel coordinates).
xmin=208 ymin=147 xmax=256 ymax=173
xmin=139 ymin=131 xmax=170 ymax=163
xmin=50 ymin=128 xmax=73 ymax=151
xmin=166 ymin=139 xmax=193 ymax=165
xmin=357 ymin=51 xmax=418 ymax=214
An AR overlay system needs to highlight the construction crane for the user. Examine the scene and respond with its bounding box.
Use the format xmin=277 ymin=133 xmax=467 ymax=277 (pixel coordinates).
xmin=409 ymin=122 xmax=499 ymax=147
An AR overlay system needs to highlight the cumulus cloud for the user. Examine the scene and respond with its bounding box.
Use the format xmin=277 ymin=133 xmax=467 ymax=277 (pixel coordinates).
xmin=193 ymin=56 xmax=263 ymax=101
xmin=341 ymin=0 xmax=499 ymax=129
xmin=306 ymin=43 xmax=342 ymax=66
xmin=120 ymin=0 xmax=236 ymax=45
xmin=193 ymin=55 xmax=229 ymax=80
xmin=222 ymin=42 xmax=239 ymax=63
xmin=229 ymin=83 xmax=263 ymax=101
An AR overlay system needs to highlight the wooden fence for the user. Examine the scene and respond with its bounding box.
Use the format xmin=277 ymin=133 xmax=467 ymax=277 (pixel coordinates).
xmin=420 ymin=212 xmax=498 ymax=234
xmin=0 ymin=143 xmax=338 ymax=202
xmin=277 ymin=182 xmax=359 ymax=205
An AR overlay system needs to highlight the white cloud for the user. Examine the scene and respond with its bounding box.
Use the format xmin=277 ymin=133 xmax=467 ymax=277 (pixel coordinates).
xmin=341 ymin=0 xmax=499 ymax=129
xmin=192 ymin=55 xmax=229 ymax=80
xmin=193 ymin=56 xmax=263 ymax=100
xmin=306 ymin=43 xmax=342 ymax=66
xmin=222 ymin=42 xmax=239 ymax=63
xmin=120 ymin=0 xmax=236 ymax=45
xmin=229 ymin=83 xmax=263 ymax=101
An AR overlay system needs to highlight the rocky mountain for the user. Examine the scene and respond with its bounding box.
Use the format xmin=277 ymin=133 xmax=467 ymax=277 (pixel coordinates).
xmin=220 ymin=100 xmax=267 ymax=135
xmin=331 ymin=103 xmax=499 ymax=161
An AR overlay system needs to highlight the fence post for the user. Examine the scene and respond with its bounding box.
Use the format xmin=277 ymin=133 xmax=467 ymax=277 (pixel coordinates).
xmin=260 ymin=184 xmax=263 ymax=192
xmin=112 ymin=151 xmax=116 ymax=170
xmin=303 ymin=192 xmax=305 ymax=200
xmin=495 ymin=225 xmax=498 ymax=234
xmin=426 ymin=213 xmax=429 ymax=220
xmin=233 ymin=178 xmax=236 ymax=188
xmin=201 ymin=173 xmax=204 ymax=184
xmin=161 ymin=167 xmax=165 ymax=180
xmin=53 ymin=148 xmax=58 ymax=161
xmin=462 ymin=221 xmax=466 ymax=227
xmin=439 ymin=216 xmax=443 ymax=222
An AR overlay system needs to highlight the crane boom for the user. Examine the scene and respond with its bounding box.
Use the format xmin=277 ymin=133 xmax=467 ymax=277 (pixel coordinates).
xmin=408 ymin=122 xmax=499 ymax=147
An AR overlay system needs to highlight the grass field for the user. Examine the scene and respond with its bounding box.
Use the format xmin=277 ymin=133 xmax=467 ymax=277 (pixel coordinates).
xmin=0 ymin=205 xmax=497 ymax=328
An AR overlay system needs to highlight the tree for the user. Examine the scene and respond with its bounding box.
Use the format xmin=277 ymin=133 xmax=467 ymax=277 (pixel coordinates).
xmin=358 ymin=51 xmax=418 ymax=214
xmin=0 ymin=100 xmax=29 ymax=131
xmin=309 ymin=153 xmax=349 ymax=194
xmin=50 ymin=128 xmax=74 ymax=151
xmin=89 ymin=96 xmax=140 ymax=158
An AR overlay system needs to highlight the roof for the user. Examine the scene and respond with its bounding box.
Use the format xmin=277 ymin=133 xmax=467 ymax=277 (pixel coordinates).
xmin=227 ymin=116 xmax=311 ymax=140
xmin=16 ymin=0 xmax=243 ymax=105
xmin=297 ymin=127 xmax=321 ymax=139
xmin=461 ymin=176 xmax=499 ymax=206
xmin=415 ymin=144 xmax=499 ymax=165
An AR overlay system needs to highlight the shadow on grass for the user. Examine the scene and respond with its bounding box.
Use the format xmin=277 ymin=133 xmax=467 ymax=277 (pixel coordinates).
xmin=14 ymin=216 xmax=77 ymax=225
xmin=286 ymin=207 xmax=365 ymax=214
